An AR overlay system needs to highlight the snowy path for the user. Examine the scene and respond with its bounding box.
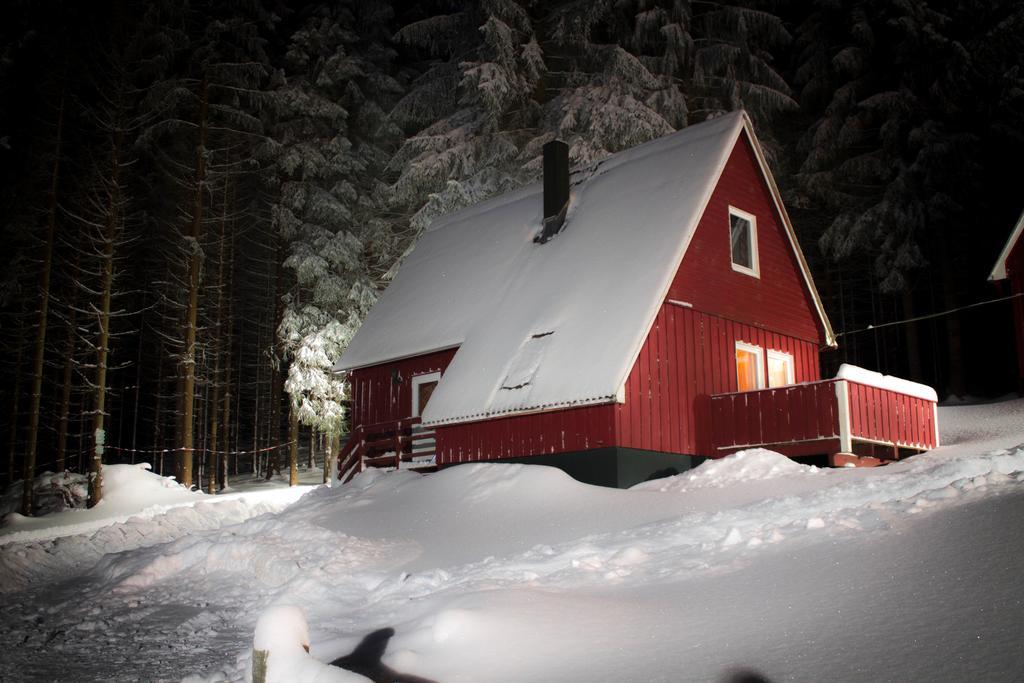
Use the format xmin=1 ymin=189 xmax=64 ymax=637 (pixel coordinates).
xmin=1 ymin=400 xmax=1023 ymax=682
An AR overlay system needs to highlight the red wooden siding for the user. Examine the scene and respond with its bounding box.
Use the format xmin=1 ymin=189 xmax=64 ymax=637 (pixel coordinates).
xmin=668 ymin=134 xmax=824 ymax=346
xmin=434 ymin=404 xmax=616 ymax=465
xmin=710 ymin=381 xmax=839 ymax=455
xmin=349 ymin=348 xmax=457 ymax=428
xmin=615 ymin=303 xmax=820 ymax=457
xmin=846 ymin=381 xmax=937 ymax=449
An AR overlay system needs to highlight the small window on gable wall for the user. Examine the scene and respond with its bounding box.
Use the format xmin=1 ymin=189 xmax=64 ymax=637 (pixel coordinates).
xmin=729 ymin=207 xmax=759 ymax=277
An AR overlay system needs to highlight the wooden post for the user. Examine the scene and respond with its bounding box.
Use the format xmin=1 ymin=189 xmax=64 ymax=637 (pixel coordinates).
xmin=394 ymin=422 xmax=402 ymax=468
xmin=288 ymin=402 xmax=299 ymax=486
xmin=834 ymin=380 xmax=852 ymax=455
xmin=251 ymin=649 xmax=268 ymax=683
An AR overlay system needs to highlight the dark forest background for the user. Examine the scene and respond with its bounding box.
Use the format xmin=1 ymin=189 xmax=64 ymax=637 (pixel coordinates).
xmin=1 ymin=0 xmax=1022 ymax=506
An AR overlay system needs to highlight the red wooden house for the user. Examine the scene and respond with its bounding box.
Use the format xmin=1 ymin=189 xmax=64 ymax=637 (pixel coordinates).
xmin=990 ymin=211 xmax=1024 ymax=388
xmin=333 ymin=112 xmax=939 ymax=487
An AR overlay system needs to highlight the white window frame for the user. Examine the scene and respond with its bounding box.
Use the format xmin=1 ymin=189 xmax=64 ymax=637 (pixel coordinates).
xmin=728 ymin=206 xmax=759 ymax=278
xmin=735 ymin=341 xmax=765 ymax=391
xmin=410 ymin=372 xmax=441 ymax=417
xmin=766 ymin=349 xmax=795 ymax=388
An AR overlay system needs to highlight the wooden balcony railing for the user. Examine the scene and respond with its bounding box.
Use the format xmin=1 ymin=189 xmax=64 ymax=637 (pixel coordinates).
xmin=710 ymin=377 xmax=939 ymax=465
xmin=337 ymin=417 xmax=437 ymax=484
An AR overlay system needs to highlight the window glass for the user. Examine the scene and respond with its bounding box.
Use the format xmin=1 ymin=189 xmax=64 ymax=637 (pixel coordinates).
xmin=767 ymin=351 xmax=794 ymax=388
xmin=736 ymin=344 xmax=764 ymax=391
xmin=730 ymin=213 xmax=752 ymax=270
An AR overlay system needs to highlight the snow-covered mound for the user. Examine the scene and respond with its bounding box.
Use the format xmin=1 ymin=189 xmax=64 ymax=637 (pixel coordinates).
xmin=248 ymin=605 xmax=363 ymax=682
xmin=0 ymin=466 xmax=315 ymax=593
xmin=1 ymin=463 xmax=200 ymax=542
xmin=634 ymin=448 xmax=818 ymax=492
xmin=0 ymin=469 xmax=88 ymax=518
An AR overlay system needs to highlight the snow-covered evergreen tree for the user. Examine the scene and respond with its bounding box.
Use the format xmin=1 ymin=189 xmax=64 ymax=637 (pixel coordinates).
xmin=270 ymin=2 xmax=403 ymax=442
xmin=791 ymin=0 xmax=1023 ymax=292
xmin=388 ymin=0 xmax=545 ymax=231
xmin=388 ymin=1 xmax=796 ymax=234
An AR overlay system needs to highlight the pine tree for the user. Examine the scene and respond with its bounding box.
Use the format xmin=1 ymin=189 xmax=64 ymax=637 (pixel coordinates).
xmin=790 ymin=0 xmax=1024 ymax=392
xmin=270 ymin=2 xmax=403 ymax=475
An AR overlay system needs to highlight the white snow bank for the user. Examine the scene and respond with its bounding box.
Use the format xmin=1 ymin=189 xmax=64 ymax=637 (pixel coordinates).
xmin=254 ymin=605 xmax=311 ymax=654
xmin=0 ymin=464 xmax=314 ymax=547
xmin=836 ymin=363 xmax=938 ymax=402
xmin=1 ymin=463 xmax=200 ymax=540
xmin=3 ymin=400 xmax=1024 ymax=682
xmin=251 ymin=605 xmax=363 ymax=683
xmin=633 ymin=448 xmax=819 ymax=492
xmin=0 ymin=486 xmax=311 ymax=593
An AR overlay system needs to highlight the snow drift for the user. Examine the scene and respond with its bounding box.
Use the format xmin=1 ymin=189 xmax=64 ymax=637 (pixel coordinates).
xmin=1 ymin=400 xmax=1024 ymax=682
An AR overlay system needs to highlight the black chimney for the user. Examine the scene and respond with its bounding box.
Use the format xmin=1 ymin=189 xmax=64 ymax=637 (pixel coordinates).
xmin=536 ymin=139 xmax=569 ymax=243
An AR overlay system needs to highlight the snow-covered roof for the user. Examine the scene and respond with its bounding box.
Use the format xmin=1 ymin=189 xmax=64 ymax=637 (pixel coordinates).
xmin=989 ymin=210 xmax=1024 ymax=281
xmin=336 ymin=111 xmax=833 ymax=426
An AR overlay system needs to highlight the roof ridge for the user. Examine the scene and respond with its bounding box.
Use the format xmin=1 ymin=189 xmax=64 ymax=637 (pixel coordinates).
xmin=425 ymin=111 xmax=748 ymax=235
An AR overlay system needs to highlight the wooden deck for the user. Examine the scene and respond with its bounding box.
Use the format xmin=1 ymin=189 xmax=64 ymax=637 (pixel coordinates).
xmin=710 ymin=378 xmax=939 ymax=466
xmin=712 ymin=376 xmax=937 ymax=466
xmin=337 ymin=417 xmax=437 ymax=483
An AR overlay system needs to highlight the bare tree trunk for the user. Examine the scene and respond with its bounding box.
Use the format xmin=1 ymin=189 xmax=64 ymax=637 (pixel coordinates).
xmin=153 ymin=363 xmax=165 ymax=476
xmin=308 ymin=427 xmax=315 ymax=470
xmin=175 ymin=373 xmax=185 ymax=481
xmin=131 ymin=315 xmax=144 ymax=461
xmin=288 ymin=403 xmax=299 ymax=486
xmin=87 ymin=129 xmax=124 ymax=508
xmin=221 ymin=348 xmax=232 ymax=490
xmin=252 ymin=312 xmax=262 ymax=477
xmin=22 ymin=92 xmax=65 ymax=515
xmin=233 ymin=321 xmax=242 ymax=478
xmin=323 ymin=432 xmax=338 ymax=485
xmin=55 ymin=252 xmax=81 ymax=474
xmin=266 ymin=241 xmax=284 ymax=481
xmin=206 ymin=181 xmax=230 ymax=494
xmin=220 ymin=216 xmax=235 ymax=490
xmin=7 ymin=315 xmax=26 ymax=487
xmin=179 ymin=77 xmax=209 ymax=490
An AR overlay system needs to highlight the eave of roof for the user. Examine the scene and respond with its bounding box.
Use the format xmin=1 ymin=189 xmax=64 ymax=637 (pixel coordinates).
xmin=738 ymin=116 xmax=836 ymax=347
xmin=989 ymin=210 xmax=1024 ymax=281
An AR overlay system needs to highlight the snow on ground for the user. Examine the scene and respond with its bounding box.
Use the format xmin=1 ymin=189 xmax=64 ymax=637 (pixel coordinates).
xmin=0 ymin=465 xmax=315 ymax=594
xmin=2 ymin=401 xmax=1024 ymax=682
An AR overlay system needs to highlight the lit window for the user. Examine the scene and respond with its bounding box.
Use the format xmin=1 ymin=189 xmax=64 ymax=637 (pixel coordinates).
xmin=729 ymin=207 xmax=758 ymax=277
xmin=735 ymin=342 xmax=765 ymax=392
xmin=767 ymin=350 xmax=794 ymax=388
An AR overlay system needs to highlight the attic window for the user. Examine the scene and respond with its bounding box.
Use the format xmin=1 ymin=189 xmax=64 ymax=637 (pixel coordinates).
xmin=500 ymin=332 xmax=553 ymax=390
xmin=729 ymin=207 xmax=759 ymax=277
